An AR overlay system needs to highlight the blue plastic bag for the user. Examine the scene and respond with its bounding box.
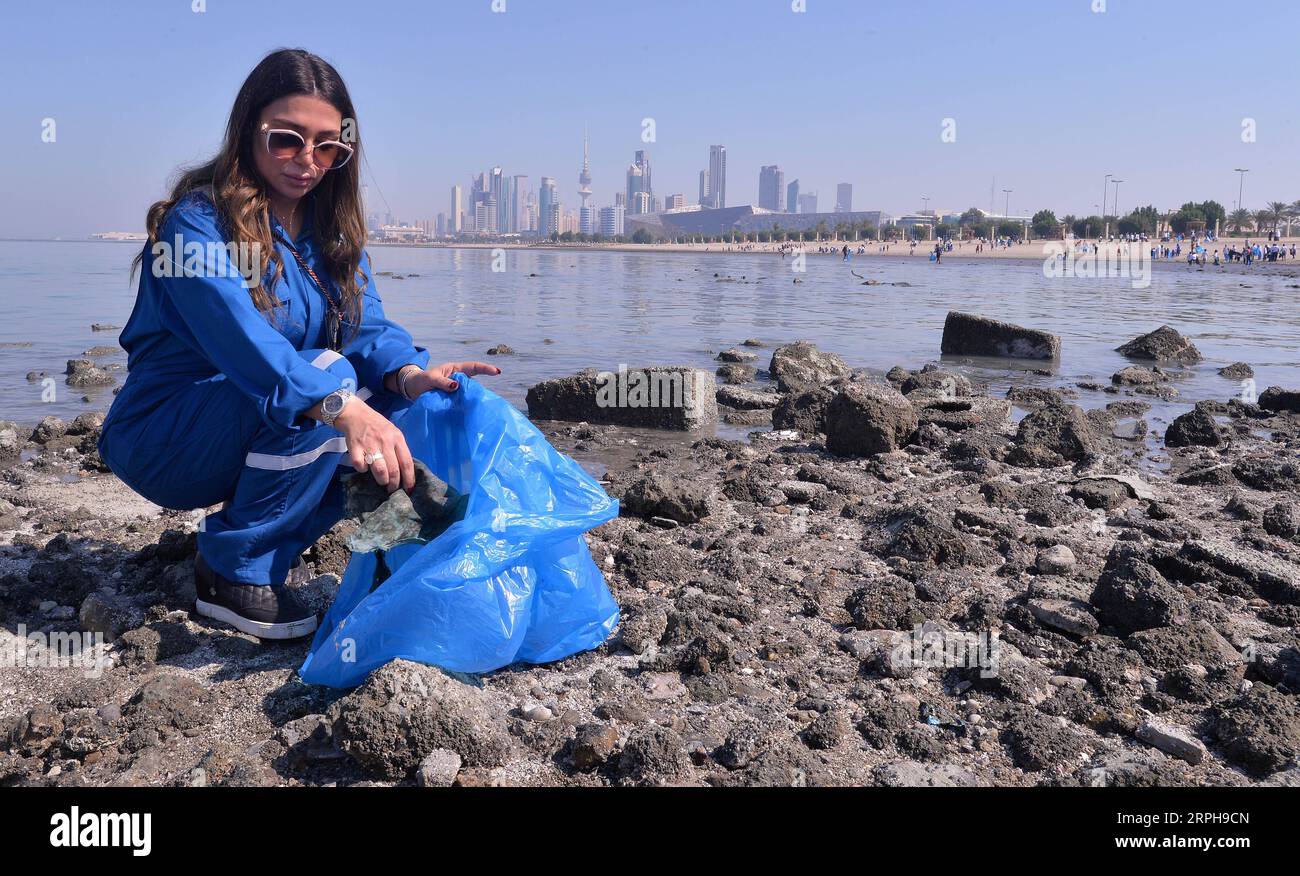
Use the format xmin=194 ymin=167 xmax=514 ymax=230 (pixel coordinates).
xmin=298 ymin=374 xmax=620 ymax=688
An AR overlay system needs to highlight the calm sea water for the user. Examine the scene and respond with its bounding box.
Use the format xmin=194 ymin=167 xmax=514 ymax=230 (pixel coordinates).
xmin=2 ymin=239 xmax=1299 ymax=443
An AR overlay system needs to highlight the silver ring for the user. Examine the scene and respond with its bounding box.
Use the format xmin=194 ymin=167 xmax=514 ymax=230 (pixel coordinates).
xmin=364 ymin=451 xmax=385 ymax=465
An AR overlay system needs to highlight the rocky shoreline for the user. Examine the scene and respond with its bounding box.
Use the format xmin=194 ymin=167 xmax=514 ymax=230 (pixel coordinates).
xmin=1 ymin=321 xmax=1299 ymax=787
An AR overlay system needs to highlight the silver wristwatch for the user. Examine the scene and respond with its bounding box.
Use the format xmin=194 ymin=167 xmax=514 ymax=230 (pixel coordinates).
xmin=318 ymin=388 xmax=354 ymax=427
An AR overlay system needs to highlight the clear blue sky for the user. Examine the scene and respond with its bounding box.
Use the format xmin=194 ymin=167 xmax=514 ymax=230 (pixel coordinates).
xmin=2 ymin=0 xmax=1297 ymax=236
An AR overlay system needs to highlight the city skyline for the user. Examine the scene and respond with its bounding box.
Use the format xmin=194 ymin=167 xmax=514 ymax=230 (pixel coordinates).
xmin=4 ymin=0 xmax=1299 ymax=238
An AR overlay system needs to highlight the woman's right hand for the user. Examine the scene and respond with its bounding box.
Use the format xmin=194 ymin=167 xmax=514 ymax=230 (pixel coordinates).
xmin=332 ymin=397 xmax=415 ymax=493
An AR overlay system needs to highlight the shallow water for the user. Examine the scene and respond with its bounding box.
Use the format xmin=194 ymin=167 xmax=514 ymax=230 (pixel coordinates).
xmin=2 ymin=240 xmax=1299 ymax=443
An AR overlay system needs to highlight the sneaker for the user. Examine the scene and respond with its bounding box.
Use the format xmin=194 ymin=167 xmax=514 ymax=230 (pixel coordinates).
xmin=194 ymin=552 xmax=318 ymax=640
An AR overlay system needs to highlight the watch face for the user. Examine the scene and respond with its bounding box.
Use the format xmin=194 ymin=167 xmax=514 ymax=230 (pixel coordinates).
xmin=323 ymin=393 xmax=343 ymax=415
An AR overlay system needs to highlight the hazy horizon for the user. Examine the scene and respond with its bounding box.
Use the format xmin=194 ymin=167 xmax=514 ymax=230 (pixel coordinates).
xmin=3 ymin=0 xmax=1298 ymax=237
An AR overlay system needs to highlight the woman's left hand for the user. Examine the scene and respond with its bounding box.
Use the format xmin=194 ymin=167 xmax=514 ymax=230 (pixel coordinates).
xmin=405 ymin=361 xmax=501 ymax=396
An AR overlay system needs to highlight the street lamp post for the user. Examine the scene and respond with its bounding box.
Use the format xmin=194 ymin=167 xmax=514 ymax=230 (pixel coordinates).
xmin=1102 ymin=174 xmax=1112 ymax=228
xmin=1234 ymin=168 xmax=1249 ymax=211
xmin=1111 ymin=179 xmax=1124 ymax=223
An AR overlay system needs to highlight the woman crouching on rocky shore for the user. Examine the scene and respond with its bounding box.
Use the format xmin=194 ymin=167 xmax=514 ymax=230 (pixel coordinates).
xmin=98 ymin=48 xmax=499 ymax=640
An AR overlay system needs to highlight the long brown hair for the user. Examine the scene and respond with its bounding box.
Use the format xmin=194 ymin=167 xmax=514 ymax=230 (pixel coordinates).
xmin=136 ymin=48 xmax=366 ymax=338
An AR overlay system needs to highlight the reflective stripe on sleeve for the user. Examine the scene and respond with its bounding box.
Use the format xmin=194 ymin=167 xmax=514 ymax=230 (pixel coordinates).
xmin=245 ymin=436 xmax=349 ymax=471
xmin=310 ymin=349 xmax=344 ymax=370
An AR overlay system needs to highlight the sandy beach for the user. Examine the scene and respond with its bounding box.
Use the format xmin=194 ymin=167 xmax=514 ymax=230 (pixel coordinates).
xmin=382 ymin=235 xmax=1300 ymax=268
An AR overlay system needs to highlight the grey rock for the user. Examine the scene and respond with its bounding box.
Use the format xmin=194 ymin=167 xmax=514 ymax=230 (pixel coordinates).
xmin=768 ymin=341 xmax=852 ymax=393
xmin=1232 ymin=457 xmax=1300 ymax=492
xmin=715 ymin=363 xmax=756 ymax=384
xmin=1218 ymin=362 xmax=1254 ymax=379
xmin=31 ymin=416 xmax=67 ymax=443
xmin=1090 ymin=549 xmax=1188 ymax=635
xmin=618 ymin=598 xmax=669 ymax=653
xmin=1165 ymin=407 xmax=1228 ymax=448
xmin=913 ymin=395 xmax=1010 ymax=431
xmin=1028 ymin=598 xmax=1099 ymax=636
xmin=1111 ymin=366 xmax=1163 ymax=386
xmin=940 ymin=311 xmax=1061 ymax=360
xmin=415 ymin=748 xmax=462 ymax=787
xmin=900 ymin=368 xmax=972 ymax=398
xmin=327 ymin=660 xmax=511 ymax=779
xmin=1036 ymin=545 xmax=1077 ymax=575
xmin=1212 ymin=686 xmax=1300 ymax=777
xmin=1259 ymin=386 xmax=1300 ymax=413
xmin=824 ymin=381 xmax=918 ymax=456
xmin=65 ymin=359 xmax=115 ymax=387
xmin=622 ymin=474 xmax=711 ymax=524
xmin=1138 ymin=717 xmax=1206 ymax=764
xmin=1263 ymin=503 xmax=1300 ymax=540
xmin=872 ymin=760 xmax=982 ymax=787
xmin=715 ymin=347 xmax=757 ymax=363
xmin=1126 ymin=620 xmax=1243 ymax=673
xmin=123 ymin=674 xmax=211 ymax=732
xmin=1116 ymin=325 xmax=1202 ymax=363
xmin=616 ymin=725 xmax=694 ymax=786
xmin=525 ymin=367 xmax=717 ymax=430
xmin=771 ymin=385 xmax=837 ymax=435
xmin=1006 ymin=403 xmax=1095 ymax=467
xmin=570 ymin=723 xmax=619 ymax=770
xmin=715 ymin=385 xmax=779 ymax=410
xmin=1177 ymin=538 xmax=1300 ymax=605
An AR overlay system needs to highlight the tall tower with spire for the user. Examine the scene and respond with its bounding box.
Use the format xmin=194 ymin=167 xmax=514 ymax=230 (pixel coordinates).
xmin=578 ymin=126 xmax=592 ymax=209
xmin=578 ymin=126 xmax=595 ymax=234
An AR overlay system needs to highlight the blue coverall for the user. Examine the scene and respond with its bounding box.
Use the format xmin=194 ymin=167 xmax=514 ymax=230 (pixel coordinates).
xmin=98 ymin=190 xmax=429 ymax=586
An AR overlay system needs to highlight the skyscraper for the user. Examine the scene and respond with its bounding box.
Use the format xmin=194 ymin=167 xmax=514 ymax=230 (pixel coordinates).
xmin=512 ymin=175 xmax=529 ymax=234
xmin=626 ymin=150 xmax=652 ymax=214
xmin=708 ymin=145 xmax=727 ymax=209
xmin=578 ymin=127 xmax=592 ymax=213
xmin=663 ymin=194 xmax=686 ymax=210
xmin=634 ymin=149 xmax=652 ymax=197
xmin=759 ymin=165 xmax=785 ymax=211
xmin=698 ymin=170 xmax=709 ymax=205
xmin=786 ymin=179 xmax=800 ymax=214
xmin=497 ymin=170 xmax=513 ymax=233
xmin=835 ymin=182 xmax=853 ymax=213
xmin=599 ymin=204 xmax=624 ymax=236
xmin=625 ymin=164 xmax=645 ymax=213
xmin=450 ymin=185 xmax=463 ymax=232
xmin=798 ymin=192 xmax=818 ymax=214
xmin=538 ymin=177 xmax=557 ymax=236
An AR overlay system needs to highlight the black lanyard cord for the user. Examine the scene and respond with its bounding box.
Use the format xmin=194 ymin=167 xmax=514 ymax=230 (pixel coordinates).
xmin=276 ymin=232 xmax=346 ymax=351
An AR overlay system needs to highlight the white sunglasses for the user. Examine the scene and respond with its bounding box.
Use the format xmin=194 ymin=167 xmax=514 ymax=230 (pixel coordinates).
xmin=259 ymin=123 xmax=354 ymax=170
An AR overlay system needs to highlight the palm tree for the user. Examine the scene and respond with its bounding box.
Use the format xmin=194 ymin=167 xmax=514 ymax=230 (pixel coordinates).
xmin=1254 ymin=209 xmax=1273 ymax=236
xmin=1283 ymin=201 xmax=1300 ymax=237
xmin=1266 ymin=201 xmax=1290 ymax=236
xmin=1228 ymin=208 xmax=1253 ymax=235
